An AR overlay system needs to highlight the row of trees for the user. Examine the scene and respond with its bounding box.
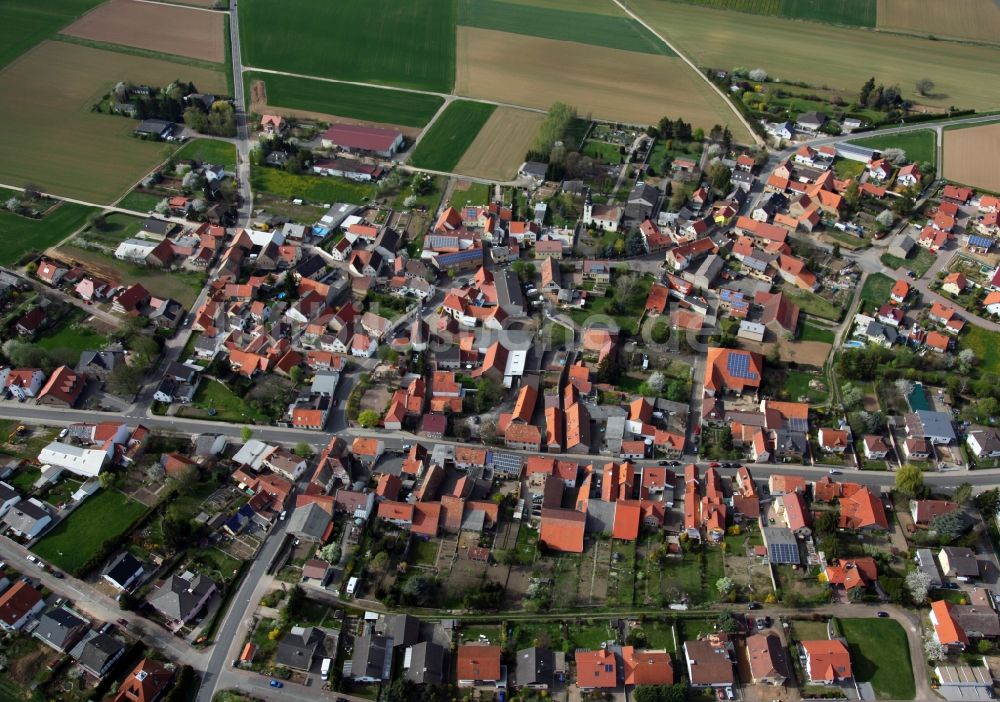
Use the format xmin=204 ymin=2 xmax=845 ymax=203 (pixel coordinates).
xmin=183 ymin=101 xmax=237 ymax=137
xmin=526 ymin=102 xmax=578 ymax=162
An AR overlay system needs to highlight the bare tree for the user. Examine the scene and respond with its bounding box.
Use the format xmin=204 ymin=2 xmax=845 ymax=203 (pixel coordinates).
xmin=916 ymin=78 xmax=935 ymax=96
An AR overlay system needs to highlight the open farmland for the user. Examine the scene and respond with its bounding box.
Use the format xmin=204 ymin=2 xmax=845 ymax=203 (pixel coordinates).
xmin=667 ymin=0 xmax=875 ymax=26
xmin=454 ymin=107 xmax=545 ymax=181
xmin=456 ymin=27 xmax=750 ymax=139
xmin=0 ymin=41 xmax=227 ymax=204
xmin=245 ymin=72 xmax=442 ymax=130
xmin=943 ymin=123 xmax=1000 ymax=192
xmin=628 ymin=0 xmax=1000 ymax=111
xmin=62 ymin=0 xmax=226 ymax=63
xmin=0 ymin=0 xmax=102 ymax=69
xmin=503 ymin=0 xmax=624 ymax=13
xmin=458 ymin=0 xmax=672 ymax=55
xmin=0 ymin=191 xmax=94 ymax=266
xmin=877 ymin=0 xmax=1000 ymax=44
xmin=240 ymin=0 xmax=456 ymax=92
xmin=409 ymin=101 xmax=496 ymax=172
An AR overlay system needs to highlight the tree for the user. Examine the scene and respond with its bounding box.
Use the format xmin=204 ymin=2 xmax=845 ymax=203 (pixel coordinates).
xmin=318 ymin=543 xmax=341 ymax=563
xmin=107 ymin=363 xmax=143 ymax=398
xmin=371 ymin=551 xmax=389 ymax=572
xmin=715 ymin=610 xmax=739 ymax=633
xmin=841 ymin=383 xmax=863 ymax=410
xmin=894 ymin=378 xmax=914 ymax=398
xmin=288 ymin=366 xmax=303 ymax=384
xmin=400 ymin=574 xmax=436 ymax=606
xmin=975 ymin=488 xmax=1000 ymax=517
xmin=708 ymin=162 xmax=731 ymax=194
xmin=624 ymin=229 xmax=646 ymax=256
xmin=895 ymin=464 xmax=927 ymax=498
xmin=843 ymin=180 xmax=861 ymax=210
xmin=283 ymin=585 xmax=305 ymax=619
xmin=953 ymin=482 xmax=973 ymax=506
xmin=814 ymin=509 xmax=840 ymax=537
xmin=748 ymin=68 xmax=768 ymax=82
xmin=859 ymin=76 xmax=876 ymax=105
xmin=924 ymin=639 xmax=947 ymax=662
xmin=480 ymin=418 xmax=499 ymax=446
xmin=882 ymin=147 xmax=907 ymax=165
xmin=916 ymin=78 xmax=935 ymax=96
xmin=716 ymin=576 xmax=734 ymax=595
xmin=595 ymin=353 xmax=618 ymax=384
xmin=240 ymin=426 xmax=253 ymax=442
xmin=905 ymin=569 xmax=932 ymax=604
xmin=891 ymin=190 xmax=916 ymax=217
xmin=473 ymin=377 xmax=505 ymax=414
xmin=293 ymin=442 xmax=313 ymax=457
xmin=875 ymin=209 xmax=895 ymax=229
xmin=929 ymin=510 xmax=967 ymax=543
xmin=647 ymin=371 xmax=666 ymax=394
xmin=958 ymin=349 xmax=977 ymax=372
xmin=358 ymin=410 xmax=381 ymax=428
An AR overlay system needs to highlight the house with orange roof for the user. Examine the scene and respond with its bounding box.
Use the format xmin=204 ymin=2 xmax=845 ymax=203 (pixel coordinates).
xmin=919 ymin=226 xmax=949 ymax=252
xmin=930 ymin=600 xmax=970 ymax=651
xmin=942 ymin=272 xmax=967 ymax=296
xmin=540 ymin=508 xmax=585 ymax=553
xmin=575 ymin=648 xmax=617 ymax=690
xmin=775 ymin=254 xmax=818 ymax=291
xmin=457 ymin=645 xmax=502 ymax=686
xmin=839 ymin=486 xmax=888 ymax=531
xmin=746 ymin=633 xmax=789 ymax=686
xmin=36 ymin=366 xmax=86 ymax=408
xmin=802 ymin=640 xmax=852 ymax=683
xmin=768 ymin=474 xmax=806 ymax=495
xmin=621 ymin=647 xmax=673 ymax=686
xmin=777 ymin=492 xmax=810 ymax=536
xmin=824 ymin=557 xmax=878 ymax=591
xmin=112 ymin=658 xmax=174 ymax=702
xmin=925 ymin=331 xmax=951 ymax=353
xmin=411 ymin=502 xmax=440 ymax=538
xmin=612 ymin=500 xmax=642 ymax=541
xmin=818 ymin=428 xmax=849 ymax=453
xmin=703 ymin=348 xmax=763 ymax=397
xmin=890 ymin=279 xmax=909 ymax=304
xmin=505 ymin=423 xmax=542 ymax=452
xmin=377 ymin=500 xmax=414 ymax=528
xmin=351 ymin=437 xmax=383 ymax=467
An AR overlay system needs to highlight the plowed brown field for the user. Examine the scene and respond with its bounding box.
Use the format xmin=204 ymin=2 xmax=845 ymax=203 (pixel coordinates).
xmin=62 ymin=0 xmax=225 ymax=63
xmin=454 ymin=107 xmax=545 ymax=180
xmin=944 ymin=123 xmax=1000 ymax=193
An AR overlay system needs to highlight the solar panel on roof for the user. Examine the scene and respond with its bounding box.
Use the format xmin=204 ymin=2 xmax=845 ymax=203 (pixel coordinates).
xmin=768 ymin=543 xmax=799 ymax=564
xmin=727 ymin=352 xmax=758 ymax=381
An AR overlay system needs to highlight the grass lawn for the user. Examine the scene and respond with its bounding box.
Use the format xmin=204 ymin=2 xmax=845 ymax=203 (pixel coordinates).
xmin=0 ymin=195 xmax=94 ymax=265
xmin=7 ymin=466 xmax=41 ymax=493
xmin=32 ymin=489 xmax=147 ymax=574
xmin=799 ymin=320 xmax=835 ymax=344
xmin=879 ymin=247 xmax=935 ymax=277
xmin=639 ymin=620 xmax=676 ymax=651
xmin=448 ymin=181 xmax=491 ymax=208
xmin=57 ymin=243 xmax=205 ymax=307
xmin=567 ymin=620 xmax=613 ymax=650
xmin=35 ymin=312 xmax=107 ymax=357
xmin=838 ymin=617 xmax=915 ymax=700
xmin=172 ymin=138 xmax=237 ymax=169
xmin=852 ymin=129 xmax=936 ymax=166
xmin=243 ymin=71 xmax=444 ymax=128
xmin=458 ymin=0 xmax=673 ymax=54
xmin=251 ymin=166 xmax=375 ymax=205
xmin=582 ymin=140 xmax=624 ymax=163
xmin=459 ymin=623 xmax=502 ymax=645
xmin=784 ymin=369 xmax=828 ymax=403
xmin=782 ymin=287 xmax=843 ymax=321
xmin=860 ymin=272 xmax=895 ymax=305
xmin=789 ymin=618 xmax=830 ymax=642
xmin=189 ymin=546 xmax=244 ymax=584
xmin=409 ymin=538 xmax=439 ymax=566
xmin=177 ymin=378 xmax=268 ymax=423
xmin=409 ymin=100 xmax=496 ymax=172
xmin=961 ymin=326 xmax=1000 ymax=375
xmin=568 ymin=275 xmax=653 ymax=334
xmin=117 ymin=189 xmax=164 ymax=212
xmin=508 ymin=620 xmax=568 ymax=652
xmin=78 ymin=212 xmax=143 ymax=248
xmin=679 ymin=617 xmax=718 ymax=640
xmin=833 ymin=158 xmax=865 ymax=179
xmin=240 ymin=0 xmax=456 ymax=92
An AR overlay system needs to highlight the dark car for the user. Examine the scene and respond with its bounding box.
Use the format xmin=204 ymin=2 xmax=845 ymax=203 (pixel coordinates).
xmin=269 ymin=680 xmax=284 ymax=689
xmin=876 ymin=611 xmax=890 ymax=618
xmin=669 ymin=460 xmax=681 ymax=466
xmin=117 ymin=618 xmax=129 ymax=627
xmin=50 ymin=571 xmax=64 ymax=579
xmin=658 ymin=461 xmax=670 ymax=466
xmin=747 ymin=602 xmax=762 ymax=610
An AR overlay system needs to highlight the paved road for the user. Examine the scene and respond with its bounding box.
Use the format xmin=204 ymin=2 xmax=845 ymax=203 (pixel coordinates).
xmin=0 ymin=534 xmax=206 ymax=667
xmin=228 ymin=0 xmax=253 ymax=228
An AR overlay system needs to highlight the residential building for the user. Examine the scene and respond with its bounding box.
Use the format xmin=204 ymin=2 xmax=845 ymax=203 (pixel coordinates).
xmin=457 ymin=644 xmax=503 ymax=687
xmin=802 ymin=640 xmax=852 ymax=684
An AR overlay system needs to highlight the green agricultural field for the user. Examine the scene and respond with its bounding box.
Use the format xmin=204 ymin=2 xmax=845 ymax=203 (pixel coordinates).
xmin=662 ymin=0 xmax=875 ymax=26
xmin=409 ymin=101 xmax=496 ymax=172
xmin=458 ymin=0 xmax=673 ymax=55
xmin=851 ymin=129 xmax=936 ymax=166
xmin=0 ymin=0 xmax=103 ymax=69
xmin=251 ymin=166 xmax=375 ymax=205
xmin=628 ymin=0 xmax=1000 ymax=112
xmin=173 ymin=138 xmax=237 ymax=169
xmin=33 ymin=489 xmax=147 ymax=575
xmin=245 ymin=72 xmax=444 ymax=128
xmin=838 ymin=618 xmax=915 ymax=699
xmin=0 ymin=195 xmax=94 ymax=266
xmin=240 ymin=0 xmax=456 ymax=92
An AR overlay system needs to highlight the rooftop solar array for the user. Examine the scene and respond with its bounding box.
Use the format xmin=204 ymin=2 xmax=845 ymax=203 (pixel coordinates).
xmin=969 ymin=235 xmax=993 ymax=248
xmin=491 ymin=451 xmax=522 ymax=476
xmin=727 ymin=351 xmax=758 ymax=381
xmin=768 ymin=542 xmax=800 ymax=564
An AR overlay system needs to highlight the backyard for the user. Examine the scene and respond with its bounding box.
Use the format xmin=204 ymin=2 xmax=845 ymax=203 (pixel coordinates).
xmin=176 ymin=378 xmax=269 ymax=423
xmin=32 ymin=488 xmax=148 ymax=574
xmin=961 ymin=326 xmax=1000 ymax=375
xmin=880 ymin=247 xmax=935 ymax=277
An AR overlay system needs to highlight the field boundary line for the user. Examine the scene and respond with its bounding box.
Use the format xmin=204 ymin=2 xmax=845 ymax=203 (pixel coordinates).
xmin=133 ymin=0 xmax=230 ymax=14
xmin=614 ymin=0 xmax=762 ymax=146
xmin=406 ymin=96 xmax=457 ymax=154
xmin=242 ymin=65 xmax=547 ymax=115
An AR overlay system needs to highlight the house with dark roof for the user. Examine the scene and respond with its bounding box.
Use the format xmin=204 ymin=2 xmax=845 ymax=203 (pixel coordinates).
xmin=103 ymin=552 xmax=144 ymax=591
xmin=148 ymin=571 xmax=217 ymax=625
xmin=36 ymin=366 xmax=86 ymax=408
xmin=34 ymin=607 xmax=89 ymax=652
xmin=405 ymin=641 xmax=448 ymax=685
xmin=514 ymin=647 xmax=557 ymax=690
xmin=351 ymin=634 xmax=392 ymax=682
xmin=276 ymin=626 xmax=323 ymax=671
xmin=684 ymin=637 xmax=735 ymax=688
xmin=70 ymin=630 xmax=126 ymax=678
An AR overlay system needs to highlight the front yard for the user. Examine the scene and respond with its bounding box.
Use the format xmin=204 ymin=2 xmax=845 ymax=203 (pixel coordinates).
xmin=176 ymin=378 xmax=270 ymax=423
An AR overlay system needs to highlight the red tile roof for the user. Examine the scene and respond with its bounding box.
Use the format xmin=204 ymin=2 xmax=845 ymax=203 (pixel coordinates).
xmin=575 ymin=648 xmax=617 ymax=689
xmin=457 ymin=645 xmax=501 ymax=682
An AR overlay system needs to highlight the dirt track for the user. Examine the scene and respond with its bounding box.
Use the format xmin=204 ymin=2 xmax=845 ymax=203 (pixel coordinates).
xmin=62 ymin=0 xmax=225 ymax=63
